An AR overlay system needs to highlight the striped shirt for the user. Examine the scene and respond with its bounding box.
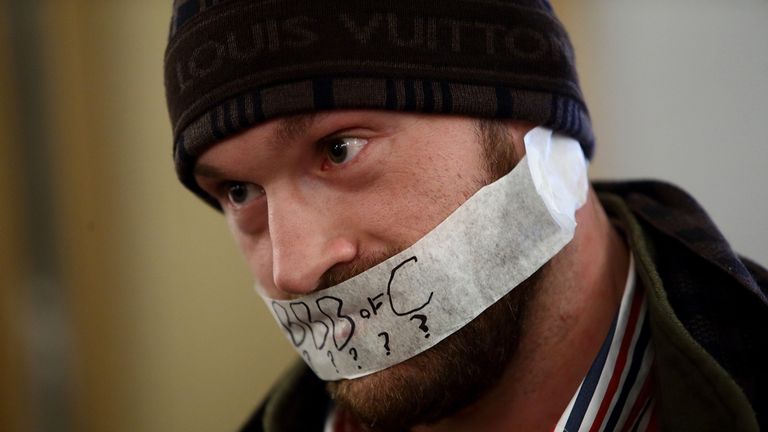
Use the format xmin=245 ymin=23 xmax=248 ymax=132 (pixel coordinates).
xmin=554 ymin=254 xmax=658 ymax=432
xmin=327 ymin=255 xmax=657 ymax=432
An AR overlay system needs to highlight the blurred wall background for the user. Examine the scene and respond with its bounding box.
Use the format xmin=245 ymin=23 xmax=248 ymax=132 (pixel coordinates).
xmin=557 ymin=0 xmax=768 ymax=266
xmin=0 ymin=1 xmax=765 ymax=432
xmin=1 ymin=2 xmax=294 ymax=431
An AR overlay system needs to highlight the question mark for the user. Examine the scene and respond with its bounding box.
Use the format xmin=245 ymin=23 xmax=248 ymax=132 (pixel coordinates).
xmin=348 ymin=347 xmax=362 ymax=370
xmin=378 ymin=332 xmax=391 ymax=356
xmin=302 ymin=350 xmax=312 ymax=366
xmin=410 ymin=314 xmax=430 ymax=338
xmin=327 ymin=350 xmax=339 ymax=373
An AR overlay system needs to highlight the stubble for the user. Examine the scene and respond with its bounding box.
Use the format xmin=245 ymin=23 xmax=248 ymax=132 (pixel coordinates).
xmin=326 ymin=270 xmax=538 ymax=431
xmin=324 ymin=120 xmax=538 ymax=431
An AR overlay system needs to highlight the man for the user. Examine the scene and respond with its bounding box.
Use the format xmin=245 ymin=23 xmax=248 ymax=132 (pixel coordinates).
xmin=163 ymin=1 xmax=767 ymax=431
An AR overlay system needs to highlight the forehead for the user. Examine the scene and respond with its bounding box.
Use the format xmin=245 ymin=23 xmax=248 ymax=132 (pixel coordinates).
xmin=272 ymin=112 xmax=323 ymax=143
xmin=197 ymin=111 xmax=337 ymax=167
xmin=193 ymin=110 xmax=375 ymax=172
xmin=195 ymin=109 xmax=483 ymax=170
xmin=224 ymin=110 xmax=377 ymax=144
xmin=204 ymin=109 xmax=447 ymax=155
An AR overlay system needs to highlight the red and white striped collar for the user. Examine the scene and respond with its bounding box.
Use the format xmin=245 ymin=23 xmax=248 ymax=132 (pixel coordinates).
xmin=554 ymin=253 xmax=658 ymax=432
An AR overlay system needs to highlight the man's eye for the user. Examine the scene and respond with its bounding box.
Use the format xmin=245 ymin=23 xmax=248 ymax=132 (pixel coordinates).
xmin=323 ymin=137 xmax=368 ymax=166
xmin=225 ymin=182 xmax=263 ymax=208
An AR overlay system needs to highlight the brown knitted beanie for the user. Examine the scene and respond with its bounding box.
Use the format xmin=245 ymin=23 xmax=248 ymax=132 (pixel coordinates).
xmin=165 ymin=0 xmax=593 ymax=208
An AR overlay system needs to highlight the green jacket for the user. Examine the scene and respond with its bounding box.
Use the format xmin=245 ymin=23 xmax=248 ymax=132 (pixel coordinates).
xmin=242 ymin=181 xmax=768 ymax=431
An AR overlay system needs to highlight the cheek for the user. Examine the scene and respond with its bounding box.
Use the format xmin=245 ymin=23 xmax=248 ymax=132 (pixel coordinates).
xmin=227 ymin=215 xmax=275 ymax=287
xmin=356 ymin=175 xmax=477 ymax=250
xmin=354 ymin=146 xmax=485 ymax=247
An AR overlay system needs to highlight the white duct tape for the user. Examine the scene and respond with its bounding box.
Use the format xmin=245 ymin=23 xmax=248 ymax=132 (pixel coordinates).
xmin=258 ymin=126 xmax=588 ymax=380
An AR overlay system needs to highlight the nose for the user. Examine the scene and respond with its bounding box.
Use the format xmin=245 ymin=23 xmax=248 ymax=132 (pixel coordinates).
xmin=267 ymin=187 xmax=358 ymax=296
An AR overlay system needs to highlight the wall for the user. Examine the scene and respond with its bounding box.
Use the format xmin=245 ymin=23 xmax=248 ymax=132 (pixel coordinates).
xmin=43 ymin=2 xmax=295 ymax=431
xmin=1 ymin=3 xmax=31 ymax=431
xmin=554 ymin=0 xmax=768 ymax=263
xmin=3 ymin=2 xmax=294 ymax=431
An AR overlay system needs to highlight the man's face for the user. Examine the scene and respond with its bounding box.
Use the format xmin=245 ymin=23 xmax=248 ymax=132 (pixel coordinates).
xmin=195 ymin=110 xmax=494 ymax=299
xmin=195 ymin=110 xmax=534 ymax=430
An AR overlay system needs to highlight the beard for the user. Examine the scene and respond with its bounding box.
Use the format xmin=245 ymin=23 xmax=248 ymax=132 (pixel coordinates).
xmin=322 ymin=251 xmax=543 ymax=432
xmin=324 ymin=119 xmax=534 ymax=431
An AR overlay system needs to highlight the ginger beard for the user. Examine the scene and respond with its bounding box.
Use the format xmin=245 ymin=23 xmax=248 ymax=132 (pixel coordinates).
xmin=325 ymin=121 xmax=544 ymax=431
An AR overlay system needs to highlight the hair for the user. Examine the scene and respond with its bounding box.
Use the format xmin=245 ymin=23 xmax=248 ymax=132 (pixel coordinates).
xmin=476 ymin=119 xmax=522 ymax=181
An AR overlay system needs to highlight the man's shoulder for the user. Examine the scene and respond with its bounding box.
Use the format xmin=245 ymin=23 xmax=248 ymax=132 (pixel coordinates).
xmin=594 ymin=179 xmax=767 ymax=301
xmin=595 ymin=179 xmax=768 ymax=430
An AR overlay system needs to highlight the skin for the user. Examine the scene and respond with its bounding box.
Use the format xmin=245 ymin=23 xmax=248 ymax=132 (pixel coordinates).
xmin=194 ymin=110 xmax=629 ymax=431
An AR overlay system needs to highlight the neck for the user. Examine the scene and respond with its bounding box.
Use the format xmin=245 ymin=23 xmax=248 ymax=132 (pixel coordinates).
xmin=414 ymin=189 xmax=629 ymax=432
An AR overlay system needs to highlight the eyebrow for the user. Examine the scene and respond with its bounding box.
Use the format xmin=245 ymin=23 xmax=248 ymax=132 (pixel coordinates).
xmin=193 ymin=162 xmax=227 ymax=179
xmin=273 ymin=112 xmax=320 ymax=149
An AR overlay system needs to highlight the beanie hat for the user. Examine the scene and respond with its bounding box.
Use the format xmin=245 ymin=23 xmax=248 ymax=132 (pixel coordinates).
xmin=165 ymin=0 xmax=594 ymax=209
